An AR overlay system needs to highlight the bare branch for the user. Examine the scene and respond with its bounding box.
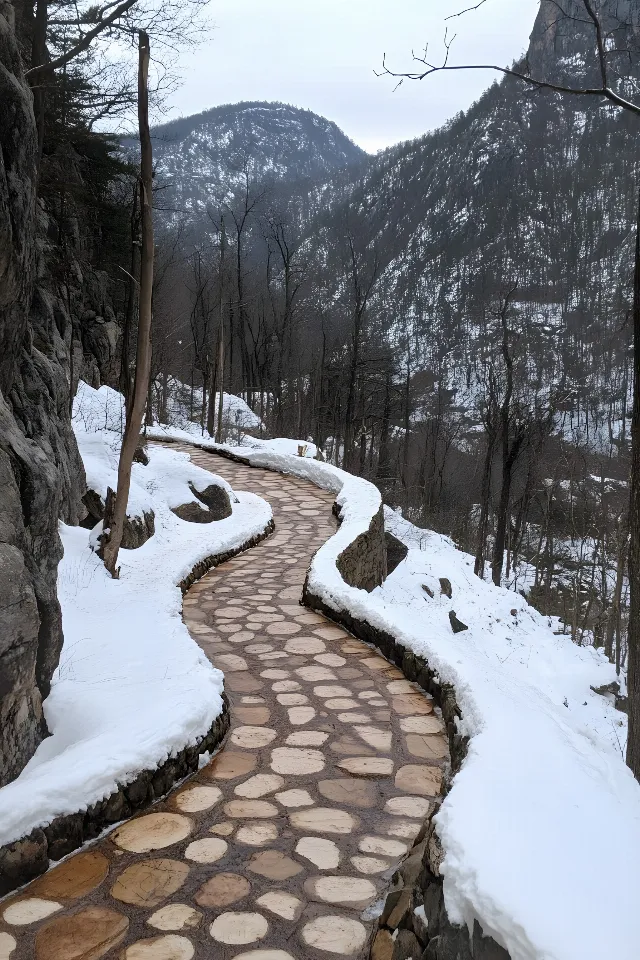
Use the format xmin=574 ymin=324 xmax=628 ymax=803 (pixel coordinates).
xmin=27 ymin=0 xmax=138 ymax=79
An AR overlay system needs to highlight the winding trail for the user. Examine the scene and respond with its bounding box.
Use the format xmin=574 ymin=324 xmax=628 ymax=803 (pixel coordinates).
xmin=1 ymin=446 xmax=448 ymax=960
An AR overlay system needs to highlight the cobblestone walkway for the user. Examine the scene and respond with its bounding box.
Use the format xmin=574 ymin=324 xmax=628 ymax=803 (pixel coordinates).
xmin=0 ymin=447 xmax=448 ymax=960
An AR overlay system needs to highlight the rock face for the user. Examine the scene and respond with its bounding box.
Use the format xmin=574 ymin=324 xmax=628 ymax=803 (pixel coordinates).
xmin=528 ymin=0 xmax=639 ymax=83
xmin=0 ymin=2 xmax=119 ymax=785
xmin=0 ymin=0 xmax=83 ymax=785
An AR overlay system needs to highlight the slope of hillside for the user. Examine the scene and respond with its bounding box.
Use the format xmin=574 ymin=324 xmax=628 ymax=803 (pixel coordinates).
xmin=297 ymin=0 xmax=638 ymax=450
xmin=135 ymin=100 xmax=366 ymax=221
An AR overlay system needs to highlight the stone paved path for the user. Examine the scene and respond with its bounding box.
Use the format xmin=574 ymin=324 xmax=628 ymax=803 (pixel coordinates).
xmin=0 ymin=446 xmax=448 ymax=960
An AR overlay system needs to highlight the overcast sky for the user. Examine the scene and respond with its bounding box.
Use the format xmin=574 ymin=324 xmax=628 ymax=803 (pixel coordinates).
xmin=162 ymin=0 xmax=541 ymax=153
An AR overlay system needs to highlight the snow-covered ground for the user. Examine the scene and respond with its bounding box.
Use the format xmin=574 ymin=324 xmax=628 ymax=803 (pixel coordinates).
xmin=151 ymin=425 xmax=640 ymax=960
xmin=157 ymin=377 xmax=264 ymax=436
xmin=0 ymin=383 xmax=272 ymax=849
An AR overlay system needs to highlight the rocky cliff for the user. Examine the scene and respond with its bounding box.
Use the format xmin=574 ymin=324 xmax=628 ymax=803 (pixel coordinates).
xmin=0 ymin=0 xmax=122 ymax=785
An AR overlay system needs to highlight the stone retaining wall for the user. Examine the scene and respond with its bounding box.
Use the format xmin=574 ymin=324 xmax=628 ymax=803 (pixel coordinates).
xmin=302 ymin=590 xmax=510 ymax=960
xmin=0 ymin=703 xmax=230 ymax=898
xmin=0 ymin=517 xmax=275 ymax=899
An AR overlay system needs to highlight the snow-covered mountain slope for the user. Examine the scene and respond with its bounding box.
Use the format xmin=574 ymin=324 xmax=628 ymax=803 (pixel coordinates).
xmin=128 ymin=101 xmax=366 ymax=223
xmin=295 ymin=0 xmax=639 ymax=449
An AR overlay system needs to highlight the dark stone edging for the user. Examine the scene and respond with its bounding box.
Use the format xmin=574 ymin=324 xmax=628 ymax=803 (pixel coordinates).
xmin=0 ymin=704 xmax=230 ymax=899
xmin=302 ymin=586 xmax=510 ymax=960
xmin=0 ymin=515 xmax=275 ymax=900
xmin=157 ymin=438 xmax=509 ymax=956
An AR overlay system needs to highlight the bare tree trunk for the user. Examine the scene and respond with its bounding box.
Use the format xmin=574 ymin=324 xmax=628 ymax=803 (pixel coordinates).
xmin=627 ymin=186 xmax=640 ymax=778
xmin=120 ymin=181 xmax=139 ymax=414
xmin=215 ymin=220 xmax=226 ymax=444
xmin=475 ymin=434 xmax=496 ymax=578
xmin=101 ymin=31 xmax=153 ymax=578
xmin=606 ymin=524 xmax=627 ymax=663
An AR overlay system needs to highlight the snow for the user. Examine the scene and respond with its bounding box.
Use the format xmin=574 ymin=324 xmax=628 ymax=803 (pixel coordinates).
xmin=146 ymin=424 xmax=640 ymax=960
xmin=0 ymin=384 xmax=272 ymax=849
xmin=160 ymin=379 xmax=264 ymax=434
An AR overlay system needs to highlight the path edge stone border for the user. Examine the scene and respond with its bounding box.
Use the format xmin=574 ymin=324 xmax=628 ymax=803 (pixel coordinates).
xmin=302 ymin=588 xmax=510 ymax=960
xmin=0 ymin=514 xmax=275 ymax=900
xmin=146 ymin=438 xmax=510 ymax=957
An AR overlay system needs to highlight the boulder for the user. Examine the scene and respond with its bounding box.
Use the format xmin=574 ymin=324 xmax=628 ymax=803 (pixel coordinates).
xmin=386 ymin=531 xmax=409 ymax=576
xmin=439 ymin=578 xmax=452 ymax=599
xmin=171 ymin=481 xmax=232 ymax=523
xmin=449 ymin=611 xmax=468 ymax=634
xmin=82 ymin=488 xmax=155 ymax=549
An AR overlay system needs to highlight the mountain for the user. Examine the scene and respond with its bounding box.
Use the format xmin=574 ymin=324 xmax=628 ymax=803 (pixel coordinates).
xmin=295 ymin=0 xmax=639 ymax=451
xmin=137 ymin=101 xmax=366 ymax=222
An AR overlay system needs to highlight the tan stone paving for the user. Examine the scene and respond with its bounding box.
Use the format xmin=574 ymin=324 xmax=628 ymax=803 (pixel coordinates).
xmin=0 ymin=447 xmax=449 ymax=960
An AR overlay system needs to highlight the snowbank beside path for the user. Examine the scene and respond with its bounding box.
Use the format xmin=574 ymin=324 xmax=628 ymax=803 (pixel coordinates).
xmin=0 ymin=387 xmax=272 ymax=849
xmin=150 ymin=426 xmax=640 ymax=960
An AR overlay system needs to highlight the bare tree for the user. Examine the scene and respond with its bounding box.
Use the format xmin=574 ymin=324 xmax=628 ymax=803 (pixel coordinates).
xmin=101 ymin=30 xmax=153 ymax=578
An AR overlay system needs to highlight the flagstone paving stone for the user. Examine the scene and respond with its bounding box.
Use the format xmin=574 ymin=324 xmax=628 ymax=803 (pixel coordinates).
xmin=1 ymin=446 xmax=449 ymax=959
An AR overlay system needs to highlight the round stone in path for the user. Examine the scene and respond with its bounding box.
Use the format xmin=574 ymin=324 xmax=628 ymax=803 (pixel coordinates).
xmin=255 ymin=891 xmax=304 ymax=921
xmin=295 ymin=836 xmax=341 ymax=869
xmin=270 ymin=746 xmax=325 ymax=774
xmin=0 ymin=933 xmax=16 ymax=960
xmin=234 ymin=773 xmax=284 ymax=798
xmin=359 ymin=836 xmax=408 ymax=857
xmin=147 ymin=904 xmax=202 ymax=931
xmin=210 ymin=912 xmax=268 ymax=945
xmin=112 ymin=812 xmax=192 ymax=853
xmin=247 ymin=850 xmax=304 ymax=880
xmin=236 ymin=822 xmax=279 ymax=846
xmin=405 ymin=733 xmax=449 ymax=759
xmin=231 ymin=726 xmax=278 ymax=749
xmin=304 ymin=876 xmax=377 ymax=908
xmin=111 ymin=859 xmax=190 ymax=907
xmin=27 ymin=849 xmax=108 ymax=901
xmin=2 ymin=898 xmax=61 ymax=925
xmin=288 ymin=706 xmax=316 ymax=725
xmin=286 ymin=731 xmax=329 ymax=746
xmin=395 ymin=764 xmax=443 ymax=796
xmin=300 ymin=914 xmax=367 ymax=955
xmin=184 ymin=837 xmax=228 ymax=863
xmin=123 ymin=934 xmax=194 ymax=959
xmin=284 ymin=636 xmax=325 ymax=654
xmin=351 ymin=855 xmax=390 ymax=874
xmin=266 ymin=621 xmax=301 ymax=635
xmin=173 ymin=784 xmax=222 ymax=813
xmin=290 ymin=807 xmax=358 ymax=834
xmin=34 ymin=906 xmax=129 ymax=960
xmin=275 ymin=788 xmax=315 ymax=807
xmin=224 ymin=799 xmax=278 ymax=818
xmin=336 ymin=757 xmax=394 ymax=777
xmin=194 ymin=873 xmax=251 ymax=908
xmin=384 ymin=797 xmax=431 ymax=819
xmin=202 ymin=750 xmax=257 ymax=780
xmin=317 ymin=778 xmax=379 ymax=808
xmin=399 ymin=715 xmax=444 ymax=734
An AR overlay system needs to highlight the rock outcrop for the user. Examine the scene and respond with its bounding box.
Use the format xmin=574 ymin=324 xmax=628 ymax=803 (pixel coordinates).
xmin=0 ymin=0 xmax=84 ymax=785
xmin=0 ymin=1 xmax=122 ymax=785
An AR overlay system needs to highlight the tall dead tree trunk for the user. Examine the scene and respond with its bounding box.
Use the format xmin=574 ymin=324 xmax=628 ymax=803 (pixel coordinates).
xmin=101 ymin=30 xmax=153 ymax=578
xmin=215 ymin=218 xmax=226 ymax=443
xmin=627 ymin=188 xmax=640 ymax=777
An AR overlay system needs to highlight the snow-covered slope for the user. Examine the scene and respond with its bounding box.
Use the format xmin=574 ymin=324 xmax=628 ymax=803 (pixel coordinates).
xmin=0 ymin=384 xmax=272 ymax=847
xmin=127 ymin=101 xmax=365 ymax=224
